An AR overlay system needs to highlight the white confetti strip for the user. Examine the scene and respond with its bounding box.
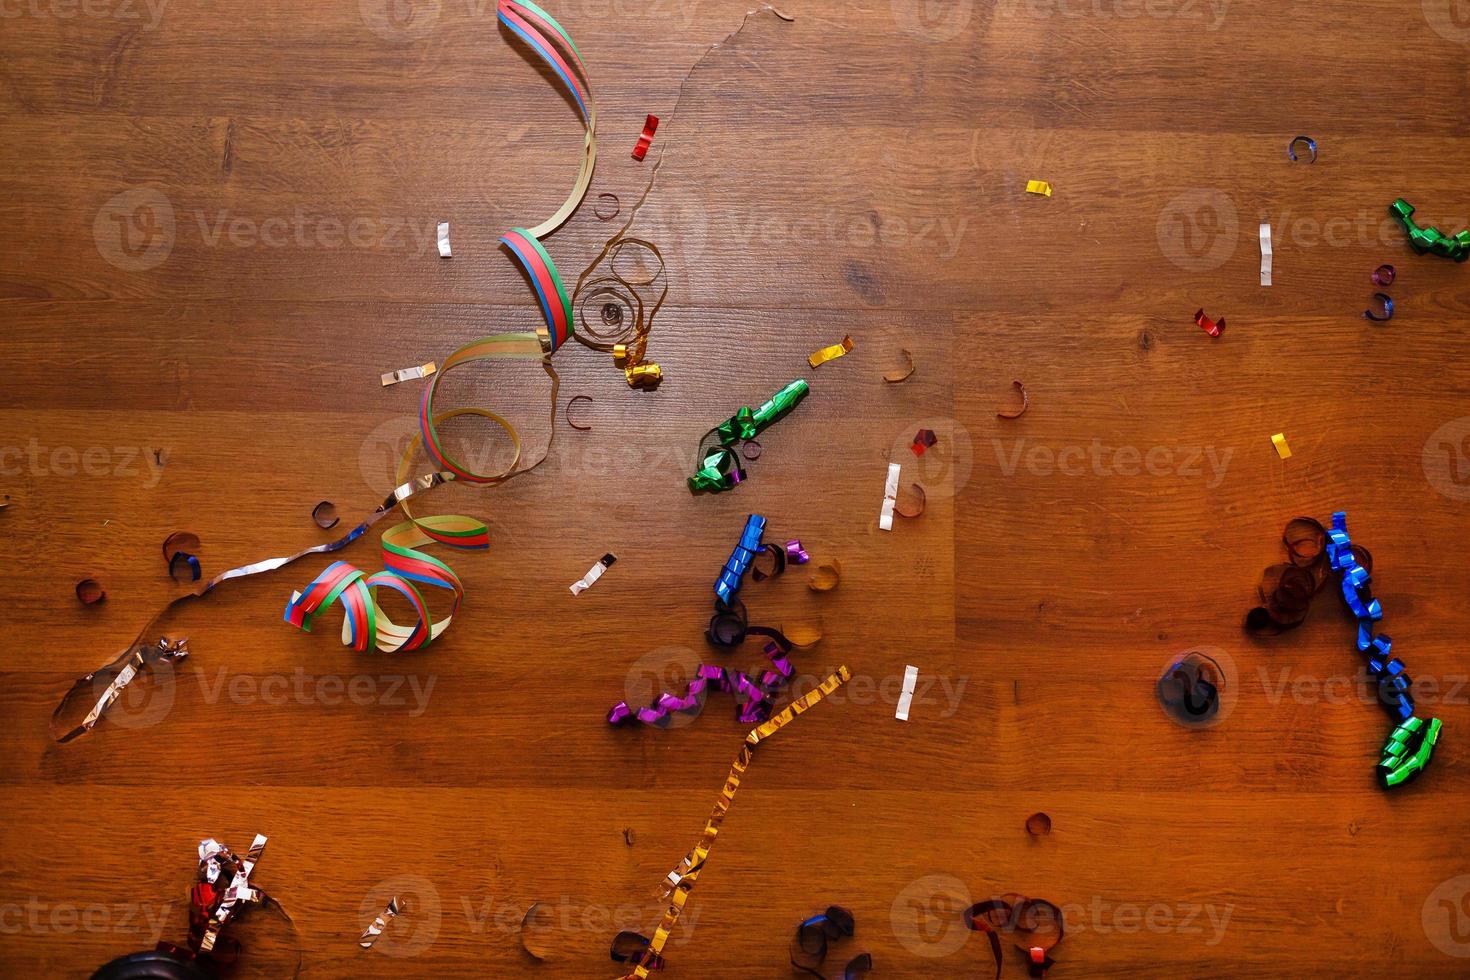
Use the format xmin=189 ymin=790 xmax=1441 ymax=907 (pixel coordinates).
xmin=437 ymin=221 xmax=451 ymax=258
xmin=1259 ymin=221 xmax=1272 ymax=286
xmin=570 ymin=553 xmax=617 ymax=595
xmin=895 ymin=664 xmax=919 ymax=721
xmin=879 ymin=463 xmax=900 ymax=531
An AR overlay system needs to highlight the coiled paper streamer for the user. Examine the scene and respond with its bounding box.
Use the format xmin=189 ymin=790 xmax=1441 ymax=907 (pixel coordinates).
xmin=618 ymin=667 xmax=851 ymax=980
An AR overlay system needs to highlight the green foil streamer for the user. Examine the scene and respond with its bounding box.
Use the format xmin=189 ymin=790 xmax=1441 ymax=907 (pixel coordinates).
xmin=1380 ymin=715 xmax=1442 ymax=788
xmin=1389 ymin=199 xmax=1470 ymax=262
xmin=689 ymin=380 xmax=810 ymax=492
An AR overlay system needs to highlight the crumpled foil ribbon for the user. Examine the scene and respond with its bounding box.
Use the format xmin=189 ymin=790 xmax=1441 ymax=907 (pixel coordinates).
xmin=359 ymin=896 xmax=402 ymax=949
xmin=152 ymin=834 xmax=299 ymax=976
xmin=1325 ymin=511 xmax=1443 ymax=787
xmin=1389 ymin=198 xmax=1470 ymax=262
xmin=690 ymin=380 xmax=810 ymax=492
xmin=616 ymin=666 xmax=852 ymax=980
xmin=51 ymin=637 xmax=189 ymax=744
xmin=1024 ymin=179 xmax=1052 ymax=197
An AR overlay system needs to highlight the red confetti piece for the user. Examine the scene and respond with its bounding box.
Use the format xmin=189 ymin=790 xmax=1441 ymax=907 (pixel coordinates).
xmin=632 ymin=114 xmax=659 ymax=161
xmin=1194 ymin=309 xmax=1224 ymax=337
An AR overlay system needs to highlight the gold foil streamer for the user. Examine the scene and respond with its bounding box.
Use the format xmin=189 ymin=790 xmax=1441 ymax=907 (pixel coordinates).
xmin=622 ymin=666 xmax=852 ymax=980
xmin=358 ymin=896 xmax=402 ymax=949
xmin=380 ymin=362 xmax=437 ymax=387
xmin=807 ymin=335 xmax=853 ymax=369
xmin=1272 ymin=432 xmax=1292 ymax=459
xmin=1025 ymin=179 xmax=1052 ymax=197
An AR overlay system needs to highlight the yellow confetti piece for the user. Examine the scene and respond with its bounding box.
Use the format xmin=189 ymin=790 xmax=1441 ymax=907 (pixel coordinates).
xmin=807 ymin=335 xmax=853 ymax=369
xmin=1025 ymin=179 xmax=1052 ymax=197
xmin=1272 ymin=433 xmax=1292 ymax=459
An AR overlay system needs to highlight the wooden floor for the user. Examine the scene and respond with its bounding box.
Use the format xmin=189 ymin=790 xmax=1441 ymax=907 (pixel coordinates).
xmin=4 ymin=0 xmax=1470 ymax=975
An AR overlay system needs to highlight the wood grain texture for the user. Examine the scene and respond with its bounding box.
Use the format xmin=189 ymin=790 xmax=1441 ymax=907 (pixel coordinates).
xmin=4 ymin=0 xmax=1470 ymax=976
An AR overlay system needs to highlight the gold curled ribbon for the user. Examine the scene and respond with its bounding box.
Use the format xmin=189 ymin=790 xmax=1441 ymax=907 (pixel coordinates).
xmin=882 ymin=348 xmax=915 ymax=384
xmin=807 ymin=335 xmax=853 ymax=369
xmin=623 ymin=666 xmax=852 ymax=980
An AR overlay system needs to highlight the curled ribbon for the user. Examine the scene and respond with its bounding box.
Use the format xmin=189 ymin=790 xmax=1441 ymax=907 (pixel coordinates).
xmin=690 ymin=380 xmax=810 ymax=492
xmin=617 ymin=667 xmax=852 ymax=980
xmin=1325 ymin=511 xmax=1442 ymax=787
xmin=1389 ymin=198 xmax=1470 ymax=262
xmin=284 ymin=516 xmax=483 ymax=653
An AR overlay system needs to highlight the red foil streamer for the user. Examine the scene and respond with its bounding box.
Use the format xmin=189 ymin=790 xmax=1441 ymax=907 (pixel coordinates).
xmin=631 ymin=114 xmax=659 ymax=161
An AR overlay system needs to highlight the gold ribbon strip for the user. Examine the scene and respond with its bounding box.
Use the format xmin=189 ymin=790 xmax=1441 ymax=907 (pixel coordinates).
xmin=624 ymin=666 xmax=852 ymax=980
xmin=807 ymin=335 xmax=853 ymax=369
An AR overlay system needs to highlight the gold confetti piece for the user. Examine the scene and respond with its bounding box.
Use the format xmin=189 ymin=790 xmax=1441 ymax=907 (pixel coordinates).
xmin=883 ymin=348 xmax=915 ymax=384
xmin=359 ymin=896 xmax=401 ymax=949
xmin=896 ymin=482 xmax=926 ymax=519
xmin=1272 ymin=433 xmax=1292 ymax=459
xmin=1025 ymin=179 xmax=1052 ymax=197
xmin=783 ymin=620 xmax=824 ymax=649
xmin=380 ymin=362 xmax=437 ymax=387
xmin=808 ymin=559 xmax=841 ymax=592
xmin=807 ymin=335 xmax=853 ymax=369
xmin=623 ymin=667 xmax=851 ymax=980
